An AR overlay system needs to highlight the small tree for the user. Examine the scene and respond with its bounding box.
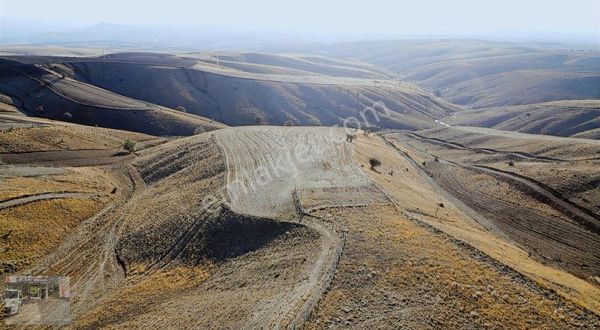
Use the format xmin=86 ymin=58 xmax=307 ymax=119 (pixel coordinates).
xmin=63 ymin=112 xmax=72 ymax=120
xmin=35 ymin=106 xmax=44 ymax=115
xmin=194 ymin=127 xmax=206 ymax=135
xmin=507 ymin=160 xmax=515 ymax=166
xmin=123 ymin=139 xmax=136 ymax=154
xmin=369 ymin=158 xmax=381 ymax=170
xmin=176 ymin=106 xmax=187 ymax=113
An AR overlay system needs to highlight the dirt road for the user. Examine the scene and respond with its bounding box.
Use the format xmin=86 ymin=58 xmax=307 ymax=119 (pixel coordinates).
xmin=0 ymin=191 xmax=97 ymax=210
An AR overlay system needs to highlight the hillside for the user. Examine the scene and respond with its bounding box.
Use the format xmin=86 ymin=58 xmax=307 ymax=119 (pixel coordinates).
xmin=391 ymin=126 xmax=600 ymax=280
xmin=24 ymin=52 xmax=463 ymax=130
xmin=304 ymin=39 xmax=600 ymax=108
xmin=444 ymin=100 xmax=600 ymax=139
xmin=0 ymin=58 xmax=225 ymax=135
xmin=3 ymin=124 xmax=599 ymax=327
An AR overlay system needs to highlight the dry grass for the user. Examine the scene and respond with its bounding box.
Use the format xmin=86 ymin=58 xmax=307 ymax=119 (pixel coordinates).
xmin=307 ymin=204 xmax=598 ymax=328
xmin=0 ymin=167 xmax=114 ymax=273
xmin=0 ymin=198 xmax=104 ymax=273
xmin=352 ymin=133 xmax=600 ymax=315
xmin=0 ymin=167 xmax=110 ymax=200
xmin=74 ymin=265 xmax=212 ymax=328
xmin=0 ymin=123 xmax=154 ymax=153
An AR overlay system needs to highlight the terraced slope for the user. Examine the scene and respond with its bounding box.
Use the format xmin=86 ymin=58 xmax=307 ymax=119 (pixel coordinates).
xmin=0 ymin=58 xmax=225 ymax=135
xmin=445 ymin=100 xmax=600 ymax=139
xmin=26 ymin=52 xmax=462 ymax=129
xmin=4 ymin=124 xmax=600 ymax=327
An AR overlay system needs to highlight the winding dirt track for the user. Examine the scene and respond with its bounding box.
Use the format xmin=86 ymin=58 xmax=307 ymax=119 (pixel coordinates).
xmin=0 ymin=149 xmax=134 ymax=167
xmin=26 ymin=164 xmax=142 ymax=317
xmin=214 ymin=126 xmax=371 ymax=328
xmin=466 ymin=164 xmax=600 ymax=232
xmin=383 ymin=132 xmax=600 ymax=278
xmin=0 ymin=192 xmax=96 ymax=210
xmin=408 ymin=132 xmax=566 ymax=162
xmin=402 ymin=132 xmax=600 ymax=233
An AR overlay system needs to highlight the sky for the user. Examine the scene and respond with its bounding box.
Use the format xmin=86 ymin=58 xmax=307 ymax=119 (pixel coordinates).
xmin=1 ymin=0 xmax=599 ymax=39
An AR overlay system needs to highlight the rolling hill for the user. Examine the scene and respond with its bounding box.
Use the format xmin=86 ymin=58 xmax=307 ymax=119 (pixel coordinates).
xmin=445 ymin=100 xmax=600 ymax=139
xmin=0 ymin=58 xmax=225 ymax=135
xmin=3 ymin=121 xmax=599 ymax=327
xmin=303 ymin=39 xmax=600 ymax=108
xmin=21 ymin=52 xmax=463 ymax=130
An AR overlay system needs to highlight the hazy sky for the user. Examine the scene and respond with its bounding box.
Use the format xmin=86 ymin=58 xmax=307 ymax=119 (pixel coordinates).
xmin=1 ymin=0 xmax=599 ymax=38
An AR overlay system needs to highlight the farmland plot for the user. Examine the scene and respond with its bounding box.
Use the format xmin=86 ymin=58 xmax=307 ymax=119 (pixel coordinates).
xmin=215 ymin=126 xmax=371 ymax=218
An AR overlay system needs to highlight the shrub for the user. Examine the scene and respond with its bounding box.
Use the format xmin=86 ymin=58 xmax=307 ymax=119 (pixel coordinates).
xmin=369 ymin=158 xmax=381 ymax=170
xmin=123 ymin=139 xmax=136 ymax=154
xmin=176 ymin=106 xmax=187 ymax=113
xmin=62 ymin=112 xmax=72 ymax=120
xmin=35 ymin=106 xmax=44 ymax=114
xmin=507 ymin=160 xmax=515 ymax=166
xmin=194 ymin=127 xmax=206 ymax=135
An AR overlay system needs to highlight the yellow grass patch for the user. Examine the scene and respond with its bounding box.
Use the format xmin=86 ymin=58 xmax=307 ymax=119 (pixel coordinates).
xmin=75 ymin=265 xmax=211 ymax=328
xmin=354 ymin=133 xmax=600 ymax=315
xmin=0 ymin=167 xmax=113 ymax=201
xmin=0 ymin=198 xmax=103 ymax=272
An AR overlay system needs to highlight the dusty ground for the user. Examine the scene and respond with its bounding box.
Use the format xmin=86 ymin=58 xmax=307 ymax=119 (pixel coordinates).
xmin=0 ymin=166 xmax=115 ymax=274
xmin=305 ymin=205 xmax=599 ymax=328
xmin=2 ymin=124 xmax=600 ymax=329
xmin=374 ymin=130 xmax=600 ymax=313
xmin=215 ymin=126 xmax=371 ymax=218
xmin=0 ymin=113 xmax=159 ymax=153
xmin=386 ymin=127 xmax=600 ymax=280
xmin=407 ymin=126 xmax=600 ymax=213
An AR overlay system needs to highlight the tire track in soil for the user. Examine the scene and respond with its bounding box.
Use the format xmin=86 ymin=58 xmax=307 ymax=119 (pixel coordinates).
xmin=25 ymin=164 xmax=142 ymax=318
xmin=381 ymin=133 xmax=600 ymax=280
xmin=464 ymin=164 xmax=600 ymax=234
xmin=396 ymin=133 xmax=600 ymax=233
xmin=214 ymin=126 xmax=371 ymax=328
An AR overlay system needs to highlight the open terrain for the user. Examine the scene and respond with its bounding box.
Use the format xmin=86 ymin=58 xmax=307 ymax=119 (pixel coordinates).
xmin=1 ymin=120 xmax=599 ymax=328
xmin=7 ymin=52 xmax=463 ymax=130
xmin=0 ymin=110 xmax=164 ymax=275
xmin=305 ymin=39 xmax=600 ymax=108
xmin=0 ymin=58 xmax=225 ymax=135
xmin=444 ymin=100 xmax=600 ymax=139
xmin=386 ymin=127 xmax=600 ymax=283
xmin=1 ymin=42 xmax=600 ymax=329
